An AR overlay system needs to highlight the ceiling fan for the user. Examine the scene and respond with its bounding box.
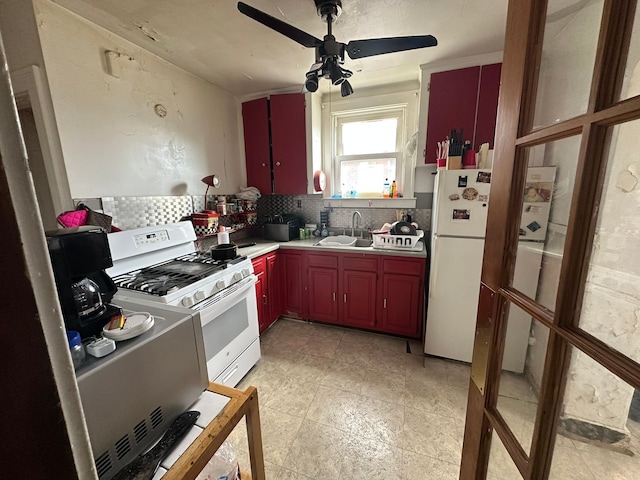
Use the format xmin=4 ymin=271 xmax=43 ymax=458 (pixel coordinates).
xmin=237 ymin=1 xmax=438 ymax=97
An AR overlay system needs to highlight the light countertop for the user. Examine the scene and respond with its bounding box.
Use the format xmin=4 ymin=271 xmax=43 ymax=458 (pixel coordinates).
xmin=235 ymin=237 xmax=427 ymax=260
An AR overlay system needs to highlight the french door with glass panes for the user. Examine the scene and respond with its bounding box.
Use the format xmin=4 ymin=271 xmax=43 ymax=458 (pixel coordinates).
xmin=460 ymin=1 xmax=640 ymax=479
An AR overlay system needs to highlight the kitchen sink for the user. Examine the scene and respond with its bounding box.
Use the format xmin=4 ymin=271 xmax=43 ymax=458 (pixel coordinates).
xmin=354 ymin=239 xmax=373 ymax=248
xmin=315 ymin=236 xmax=373 ymax=248
xmin=317 ymin=235 xmax=358 ymax=247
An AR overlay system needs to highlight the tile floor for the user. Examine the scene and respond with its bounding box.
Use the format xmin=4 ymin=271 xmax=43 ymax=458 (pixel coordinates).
xmin=225 ymin=318 xmax=640 ymax=480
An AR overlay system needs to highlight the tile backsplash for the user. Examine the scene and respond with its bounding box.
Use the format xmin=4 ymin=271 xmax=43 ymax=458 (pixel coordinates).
xmin=77 ymin=193 xmax=432 ymax=234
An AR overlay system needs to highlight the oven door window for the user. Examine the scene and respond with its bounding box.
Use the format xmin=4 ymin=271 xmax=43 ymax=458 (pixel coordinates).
xmin=202 ymin=300 xmax=250 ymax=361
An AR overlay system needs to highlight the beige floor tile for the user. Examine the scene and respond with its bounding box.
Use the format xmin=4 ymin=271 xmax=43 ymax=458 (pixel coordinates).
xmin=277 ymin=468 xmax=314 ymax=480
xmin=260 ymin=406 xmax=305 ymax=466
xmin=269 ymin=318 xmax=313 ymax=336
xmin=486 ymin=433 xmax=521 ymax=480
xmin=359 ymin=367 xmax=406 ymax=405
xmin=307 ymin=323 xmax=345 ymax=341
xmin=283 ymin=420 xmax=350 ymax=479
xmin=285 ymin=353 xmax=333 ymax=383
xmin=320 ymin=360 xmax=367 ymax=394
xmin=226 ymin=420 xmax=249 ymax=453
xmin=368 ymin=348 xmax=410 ymax=376
xmin=340 ymin=329 xmax=379 ymax=348
xmin=333 ymin=341 xmax=376 ymax=369
xmin=237 ymin=365 xmax=285 ymax=405
xmin=402 ymin=449 xmax=460 ymax=479
xmin=576 ymin=441 xmax=640 ymax=480
xmin=549 ymin=444 xmax=596 ymax=479
xmin=302 ymin=334 xmax=341 ymax=358
xmin=305 ymin=385 xmax=361 ymax=433
xmin=495 ymin=396 xmax=537 ymax=452
xmin=339 ymin=434 xmax=404 ymax=480
xmin=403 ymin=383 xmax=468 ymax=421
xmin=371 ymin=334 xmax=408 ymax=354
xmin=263 ymin=460 xmax=282 ymax=480
xmin=403 ymin=407 xmax=464 ymax=465
xmin=348 ymin=395 xmax=405 ymax=448
xmin=405 ymin=355 xmax=449 ymax=387
xmin=263 ymin=377 xmax=320 ymax=418
xmin=257 ymin=346 xmax=301 ymax=376
xmin=444 ymin=361 xmax=471 ymax=389
xmin=262 ymin=333 xmax=311 ymax=354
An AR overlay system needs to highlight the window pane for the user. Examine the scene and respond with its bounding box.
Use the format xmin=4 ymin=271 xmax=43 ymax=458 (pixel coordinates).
xmin=620 ymin=5 xmax=640 ymax=101
xmin=341 ymin=118 xmax=398 ymax=155
xmin=578 ymin=119 xmax=640 ymax=359
xmin=510 ymin=135 xmax=581 ymax=311
xmin=532 ymin=0 xmax=605 ymax=129
xmin=340 ymin=158 xmax=396 ymax=197
xmin=550 ymin=346 xmax=640 ymax=479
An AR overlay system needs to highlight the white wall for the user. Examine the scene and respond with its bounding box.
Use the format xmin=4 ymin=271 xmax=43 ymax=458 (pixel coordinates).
xmin=33 ymin=0 xmax=243 ymax=199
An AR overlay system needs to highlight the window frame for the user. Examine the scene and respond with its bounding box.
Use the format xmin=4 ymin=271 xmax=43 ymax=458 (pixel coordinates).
xmin=331 ymin=104 xmax=408 ymax=196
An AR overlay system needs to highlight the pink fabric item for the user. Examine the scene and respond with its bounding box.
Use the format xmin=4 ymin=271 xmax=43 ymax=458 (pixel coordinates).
xmin=57 ymin=209 xmax=88 ymax=227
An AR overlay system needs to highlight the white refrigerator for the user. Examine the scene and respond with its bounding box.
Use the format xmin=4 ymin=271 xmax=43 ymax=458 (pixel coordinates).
xmin=424 ymin=167 xmax=556 ymax=373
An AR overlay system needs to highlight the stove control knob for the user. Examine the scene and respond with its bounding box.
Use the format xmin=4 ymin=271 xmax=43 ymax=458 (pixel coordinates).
xmin=182 ymin=295 xmax=195 ymax=307
xmin=233 ymin=272 xmax=243 ymax=283
xmin=216 ymin=279 xmax=226 ymax=290
xmin=194 ymin=290 xmax=206 ymax=301
xmin=242 ymin=268 xmax=251 ymax=278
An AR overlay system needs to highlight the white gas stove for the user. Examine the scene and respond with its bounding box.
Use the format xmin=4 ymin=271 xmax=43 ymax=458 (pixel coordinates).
xmin=106 ymin=222 xmax=260 ymax=387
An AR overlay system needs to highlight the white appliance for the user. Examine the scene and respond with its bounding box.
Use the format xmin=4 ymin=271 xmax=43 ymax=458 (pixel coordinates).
xmin=424 ymin=167 xmax=556 ymax=372
xmin=106 ymin=221 xmax=260 ymax=387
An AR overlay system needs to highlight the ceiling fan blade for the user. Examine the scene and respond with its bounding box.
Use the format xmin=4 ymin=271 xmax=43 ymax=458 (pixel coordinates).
xmin=238 ymin=2 xmax=323 ymax=49
xmin=346 ymin=35 xmax=438 ymax=59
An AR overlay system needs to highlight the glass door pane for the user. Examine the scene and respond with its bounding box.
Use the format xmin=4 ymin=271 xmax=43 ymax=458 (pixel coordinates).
xmin=511 ymin=136 xmax=582 ymax=310
xmin=550 ymin=345 xmax=640 ymax=478
xmin=620 ymin=5 xmax=640 ymax=101
xmin=532 ymin=0 xmax=605 ymax=129
xmin=577 ymin=118 xmax=640 ymax=359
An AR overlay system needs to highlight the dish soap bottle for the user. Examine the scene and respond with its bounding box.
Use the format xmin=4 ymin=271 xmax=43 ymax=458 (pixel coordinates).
xmin=321 ymin=223 xmax=328 ymax=238
xmin=382 ymin=178 xmax=390 ymax=198
xmin=391 ymin=180 xmax=397 ymax=198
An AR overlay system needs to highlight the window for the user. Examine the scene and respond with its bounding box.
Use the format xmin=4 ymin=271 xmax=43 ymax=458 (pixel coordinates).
xmin=332 ymin=107 xmax=406 ymax=197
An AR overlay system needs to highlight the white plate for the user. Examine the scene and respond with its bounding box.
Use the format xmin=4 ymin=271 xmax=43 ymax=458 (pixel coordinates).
xmin=102 ymin=312 xmax=154 ymax=341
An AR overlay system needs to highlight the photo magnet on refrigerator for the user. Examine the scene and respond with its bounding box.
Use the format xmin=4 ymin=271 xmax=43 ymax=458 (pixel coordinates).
xmin=458 ymin=176 xmax=468 ymax=187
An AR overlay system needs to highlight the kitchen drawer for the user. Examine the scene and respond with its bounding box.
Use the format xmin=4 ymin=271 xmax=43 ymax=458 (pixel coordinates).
xmin=307 ymin=253 xmax=338 ymax=269
xmin=343 ymin=255 xmax=378 ymax=272
xmin=382 ymin=258 xmax=425 ymax=276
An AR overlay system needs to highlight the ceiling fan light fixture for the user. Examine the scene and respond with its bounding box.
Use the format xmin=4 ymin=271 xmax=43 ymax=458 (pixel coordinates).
xmin=329 ymin=60 xmax=345 ymax=85
xmin=340 ymin=80 xmax=353 ymax=97
xmin=305 ymin=74 xmax=319 ymax=92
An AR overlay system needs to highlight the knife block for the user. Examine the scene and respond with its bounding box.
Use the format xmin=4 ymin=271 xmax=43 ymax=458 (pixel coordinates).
xmin=446 ymin=155 xmax=462 ymax=170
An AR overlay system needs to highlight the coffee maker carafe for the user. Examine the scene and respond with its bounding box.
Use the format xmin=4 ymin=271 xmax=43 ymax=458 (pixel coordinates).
xmin=46 ymin=226 xmax=120 ymax=338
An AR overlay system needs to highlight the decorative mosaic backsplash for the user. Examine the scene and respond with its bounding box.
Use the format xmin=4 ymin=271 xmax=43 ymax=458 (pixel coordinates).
xmin=80 ymin=193 xmax=431 ymax=234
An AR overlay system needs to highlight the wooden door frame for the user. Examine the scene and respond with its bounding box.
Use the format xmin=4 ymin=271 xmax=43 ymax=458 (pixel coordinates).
xmin=460 ymin=0 xmax=640 ymax=479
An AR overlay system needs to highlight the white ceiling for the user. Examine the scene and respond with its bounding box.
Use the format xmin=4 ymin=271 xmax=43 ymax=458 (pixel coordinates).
xmin=51 ymin=0 xmax=508 ymax=98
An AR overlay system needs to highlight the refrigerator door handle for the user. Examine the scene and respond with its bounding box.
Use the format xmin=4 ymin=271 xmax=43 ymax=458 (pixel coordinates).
xmin=430 ymin=236 xmax=438 ymax=299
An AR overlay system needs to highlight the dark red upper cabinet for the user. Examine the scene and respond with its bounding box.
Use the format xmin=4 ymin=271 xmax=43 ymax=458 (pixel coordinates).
xmin=424 ymin=63 xmax=502 ymax=164
xmin=425 ymin=66 xmax=480 ymax=164
xmin=270 ymin=93 xmax=308 ymax=195
xmin=474 ymin=63 xmax=502 ymax=151
xmin=242 ymin=97 xmax=272 ymax=195
xmin=242 ymin=93 xmax=308 ymax=195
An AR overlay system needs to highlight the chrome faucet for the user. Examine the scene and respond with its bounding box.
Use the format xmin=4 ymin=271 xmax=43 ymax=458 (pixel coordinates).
xmin=351 ymin=211 xmax=362 ymax=237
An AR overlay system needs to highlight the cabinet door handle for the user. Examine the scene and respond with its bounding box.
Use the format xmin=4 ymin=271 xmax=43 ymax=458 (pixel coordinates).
xmin=332 ymin=292 xmax=336 ymax=302
xmin=262 ymin=294 xmax=267 ymax=305
xmin=275 ymin=161 xmax=281 ymax=166
xmin=344 ymin=293 xmax=347 ymax=303
xmin=384 ymin=298 xmax=387 ymax=308
xmin=261 ymin=162 xmax=266 ymax=167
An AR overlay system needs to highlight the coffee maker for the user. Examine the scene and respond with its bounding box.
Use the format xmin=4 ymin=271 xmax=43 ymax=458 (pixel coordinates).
xmin=46 ymin=226 xmax=120 ymax=338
